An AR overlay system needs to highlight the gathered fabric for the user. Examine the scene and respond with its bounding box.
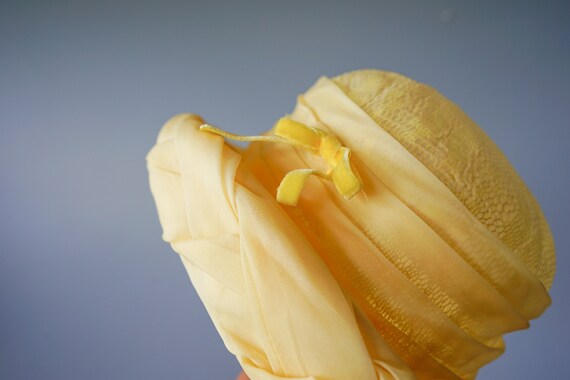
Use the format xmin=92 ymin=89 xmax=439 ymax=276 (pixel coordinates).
xmin=147 ymin=70 xmax=555 ymax=380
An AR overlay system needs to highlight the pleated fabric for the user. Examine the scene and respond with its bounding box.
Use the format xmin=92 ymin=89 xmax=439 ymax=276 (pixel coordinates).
xmin=147 ymin=70 xmax=555 ymax=380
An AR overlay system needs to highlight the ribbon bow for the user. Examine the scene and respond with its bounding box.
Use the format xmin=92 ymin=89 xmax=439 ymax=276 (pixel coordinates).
xmin=200 ymin=118 xmax=362 ymax=206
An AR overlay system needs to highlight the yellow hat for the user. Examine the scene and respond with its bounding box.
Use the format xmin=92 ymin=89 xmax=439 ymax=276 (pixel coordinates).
xmin=147 ymin=70 xmax=555 ymax=379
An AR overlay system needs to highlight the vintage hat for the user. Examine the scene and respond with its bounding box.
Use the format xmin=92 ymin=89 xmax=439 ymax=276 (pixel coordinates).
xmin=147 ymin=70 xmax=555 ymax=379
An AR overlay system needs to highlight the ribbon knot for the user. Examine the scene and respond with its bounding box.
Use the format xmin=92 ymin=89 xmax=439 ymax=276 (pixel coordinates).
xmin=200 ymin=117 xmax=362 ymax=206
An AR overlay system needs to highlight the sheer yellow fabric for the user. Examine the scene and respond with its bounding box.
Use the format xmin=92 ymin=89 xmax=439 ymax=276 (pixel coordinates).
xmin=147 ymin=70 xmax=555 ymax=380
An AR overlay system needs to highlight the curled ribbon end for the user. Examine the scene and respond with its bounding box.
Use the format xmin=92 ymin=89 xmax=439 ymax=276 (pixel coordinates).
xmin=332 ymin=148 xmax=362 ymax=200
xmin=276 ymin=169 xmax=319 ymax=206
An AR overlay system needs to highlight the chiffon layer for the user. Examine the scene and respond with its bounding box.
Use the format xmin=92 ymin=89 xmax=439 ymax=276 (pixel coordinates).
xmin=147 ymin=70 xmax=555 ymax=380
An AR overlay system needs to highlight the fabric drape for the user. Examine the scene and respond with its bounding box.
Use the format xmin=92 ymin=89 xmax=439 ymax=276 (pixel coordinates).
xmin=147 ymin=70 xmax=555 ymax=380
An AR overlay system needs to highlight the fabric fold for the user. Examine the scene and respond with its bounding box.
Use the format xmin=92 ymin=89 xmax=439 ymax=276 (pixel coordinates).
xmin=147 ymin=112 xmax=412 ymax=379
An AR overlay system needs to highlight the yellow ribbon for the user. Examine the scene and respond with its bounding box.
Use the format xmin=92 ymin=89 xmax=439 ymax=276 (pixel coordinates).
xmin=200 ymin=118 xmax=362 ymax=206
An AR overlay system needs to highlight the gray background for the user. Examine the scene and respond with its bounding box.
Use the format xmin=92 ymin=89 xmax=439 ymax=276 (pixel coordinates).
xmin=1 ymin=1 xmax=568 ymax=379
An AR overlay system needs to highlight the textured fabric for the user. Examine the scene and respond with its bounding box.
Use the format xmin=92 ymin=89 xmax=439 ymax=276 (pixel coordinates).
xmin=146 ymin=70 xmax=555 ymax=379
xmin=332 ymin=70 xmax=555 ymax=289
